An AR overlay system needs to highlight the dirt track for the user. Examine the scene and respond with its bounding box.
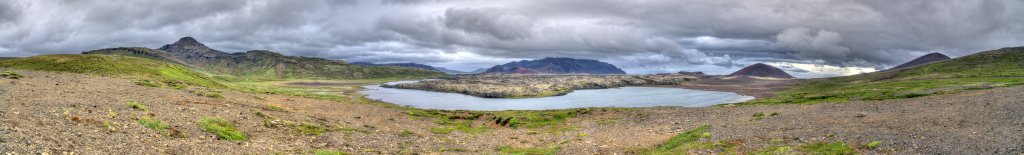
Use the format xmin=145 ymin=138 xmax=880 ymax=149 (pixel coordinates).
xmin=1 ymin=68 xmax=1022 ymax=154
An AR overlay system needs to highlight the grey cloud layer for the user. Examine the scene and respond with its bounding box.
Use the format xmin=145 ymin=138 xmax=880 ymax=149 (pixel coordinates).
xmin=0 ymin=0 xmax=1021 ymax=73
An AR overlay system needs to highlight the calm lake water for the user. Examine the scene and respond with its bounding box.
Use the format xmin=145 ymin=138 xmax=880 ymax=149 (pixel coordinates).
xmin=360 ymin=81 xmax=754 ymax=111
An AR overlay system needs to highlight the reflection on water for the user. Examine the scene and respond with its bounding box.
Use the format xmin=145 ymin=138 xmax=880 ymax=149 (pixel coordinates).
xmin=360 ymin=81 xmax=754 ymax=110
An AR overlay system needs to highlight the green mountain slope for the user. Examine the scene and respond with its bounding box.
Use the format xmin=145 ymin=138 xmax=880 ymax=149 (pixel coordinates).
xmin=0 ymin=54 xmax=225 ymax=88
xmin=83 ymin=37 xmax=446 ymax=80
xmin=745 ymin=47 xmax=1024 ymax=105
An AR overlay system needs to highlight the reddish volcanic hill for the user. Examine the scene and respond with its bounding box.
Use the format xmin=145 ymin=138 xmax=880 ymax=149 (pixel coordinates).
xmin=728 ymin=63 xmax=794 ymax=79
xmin=888 ymin=53 xmax=951 ymax=70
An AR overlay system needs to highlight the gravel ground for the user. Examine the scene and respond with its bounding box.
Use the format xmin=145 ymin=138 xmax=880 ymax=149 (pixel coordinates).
xmin=1 ymin=68 xmax=1022 ymax=154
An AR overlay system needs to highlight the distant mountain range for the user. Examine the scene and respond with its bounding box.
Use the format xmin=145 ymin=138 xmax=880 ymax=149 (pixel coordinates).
xmin=483 ymin=57 xmax=626 ymax=74
xmin=887 ymin=53 xmax=951 ymax=71
xmin=439 ymin=67 xmax=485 ymax=74
xmin=83 ymin=37 xmax=444 ymax=79
xmin=728 ymin=63 xmax=795 ymax=79
xmin=350 ymin=62 xmax=482 ymax=74
xmin=351 ymin=62 xmax=438 ymax=70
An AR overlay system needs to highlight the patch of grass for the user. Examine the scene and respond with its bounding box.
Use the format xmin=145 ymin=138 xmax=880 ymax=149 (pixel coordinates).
xmin=338 ymin=127 xmax=369 ymax=134
xmin=398 ymin=130 xmax=415 ymax=137
xmin=756 ymin=146 xmax=793 ymax=155
xmin=314 ymin=150 xmax=349 ymax=155
xmin=658 ymin=124 xmax=712 ymax=151
xmin=407 ymin=108 xmax=595 ymax=135
xmin=293 ymin=123 xmax=329 ymax=136
xmin=864 ymin=141 xmax=882 ymax=149
xmin=755 ymin=139 xmax=793 ymax=155
xmin=576 ymin=132 xmax=589 ymax=138
xmin=743 ymin=47 xmax=1024 ymax=105
xmin=255 ymin=111 xmax=272 ymax=119
xmin=137 ymin=117 xmax=170 ymax=130
xmin=437 ymin=147 xmax=470 ymax=152
xmin=205 ymin=93 xmax=224 ymax=98
xmin=752 ymin=112 xmax=779 ymax=120
xmin=264 ymin=104 xmax=286 ymax=111
xmin=107 ymin=111 xmax=119 ymax=118
xmin=634 ymin=124 xmax=746 ymax=154
xmin=801 ymin=142 xmax=858 ymax=155
xmin=430 ymin=127 xmax=456 ymax=134
xmin=134 ymin=79 xmax=161 ymax=87
xmin=497 ymin=145 xmax=560 ymax=155
xmin=101 ymin=121 xmax=115 ymax=132
xmin=198 ymin=117 xmax=248 ymax=141
xmin=126 ymin=102 xmax=147 ymax=111
xmin=190 ymin=90 xmax=225 ymax=99
xmin=1 ymin=71 xmax=24 ymax=79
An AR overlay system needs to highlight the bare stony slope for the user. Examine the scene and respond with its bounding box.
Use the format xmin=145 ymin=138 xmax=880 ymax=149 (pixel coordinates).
xmin=1 ymin=68 xmax=1022 ymax=154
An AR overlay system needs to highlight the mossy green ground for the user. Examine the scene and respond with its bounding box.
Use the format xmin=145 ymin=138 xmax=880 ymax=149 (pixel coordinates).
xmin=198 ymin=117 xmax=248 ymax=141
xmin=85 ymin=47 xmax=447 ymax=80
xmin=126 ymin=102 xmax=147 ymax=111
xmin=137 ymin=117 xmax=170 ymax=130
xmin=801 ymin=142 xmax=858 ymax=155
xmin=639 ymin=125 xmax=860 ymax=154
xmin=745 ymin=47 xmax=1024 ymax=105
xmin=0 ymin=54 xmax=225 ymax=88
xmin=1 ymin=71 xmax=24 ymax=79
xmin=313 ymin=150 xmax=350 ymax=155
xmin=409 ymin=108 xmax=599 ymax=135
xmin=638 ymin=124 xmax=737 ymax=154
xmin=497 ymin=145 xmax=560 ymax=155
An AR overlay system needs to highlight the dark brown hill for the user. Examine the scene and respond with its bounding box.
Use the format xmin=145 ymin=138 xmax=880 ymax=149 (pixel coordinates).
xmin=888 ymin=53 xmax=951 ymax=70
xmin=728 ymin=63 xmax=794 ymax=79
xmin=484 ymin=57 xmax=626 ymax=74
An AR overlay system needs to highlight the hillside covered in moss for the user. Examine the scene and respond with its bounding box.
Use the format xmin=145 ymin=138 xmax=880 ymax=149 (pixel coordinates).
xmin=82 ymin=37 xmax=445 ymax=80
xmin=745 ymin=47 xmax=1024 ymax=105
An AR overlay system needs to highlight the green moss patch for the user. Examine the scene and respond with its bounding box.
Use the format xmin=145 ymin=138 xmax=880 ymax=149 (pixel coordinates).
xmin=497 ymin=145 xmax=560 ymax=155
xmin=1 ymin=71 xmax=23 ymax=79
xmin=801 ymin=142 xmax=858 ymax=155
xmin=198 ymin=117 xmax=248 ymax=141
xmin=137 ymin=117 xmax=170 ymax=130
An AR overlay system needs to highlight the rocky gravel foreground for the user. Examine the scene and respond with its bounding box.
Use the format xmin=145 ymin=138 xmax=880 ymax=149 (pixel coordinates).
xmin=1 ymin=68 xmax=1022 ymax=154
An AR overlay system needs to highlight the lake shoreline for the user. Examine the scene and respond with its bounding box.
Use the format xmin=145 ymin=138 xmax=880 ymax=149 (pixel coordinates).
xmin=361 ymin=83 xmax=754 ymax=111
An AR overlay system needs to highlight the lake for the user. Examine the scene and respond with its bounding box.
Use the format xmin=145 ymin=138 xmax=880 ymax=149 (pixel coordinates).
xmin=360 ymin=81 xmax=754 ymax=111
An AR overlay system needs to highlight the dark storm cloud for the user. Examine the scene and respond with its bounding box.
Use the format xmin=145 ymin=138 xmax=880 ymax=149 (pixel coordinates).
xmin=0 ymin=1 xmax=20 ymax=24
xmin=0 ymin=0 xmax=1021 ymax=75
xmin=443 ymin=8 xmax=536 ymax=40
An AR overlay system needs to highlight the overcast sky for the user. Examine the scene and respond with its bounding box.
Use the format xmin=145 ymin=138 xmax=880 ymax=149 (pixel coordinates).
xmin=0 ymin=0 xmax=1021 ymax=78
